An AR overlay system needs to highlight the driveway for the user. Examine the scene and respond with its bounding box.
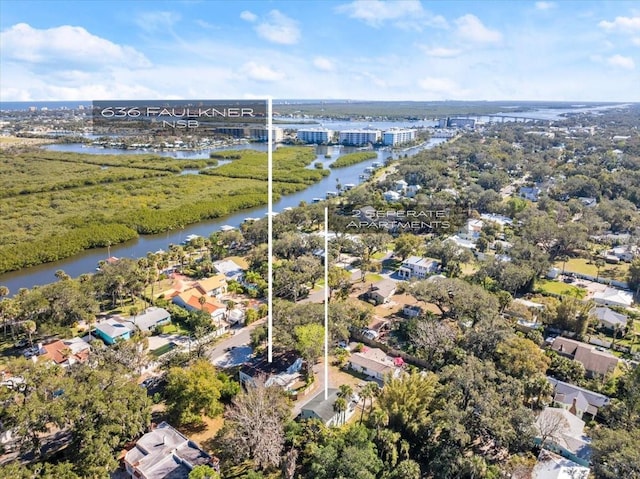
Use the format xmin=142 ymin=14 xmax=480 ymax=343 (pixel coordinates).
xmin=212 ymin=345 xmax=253 ymax=368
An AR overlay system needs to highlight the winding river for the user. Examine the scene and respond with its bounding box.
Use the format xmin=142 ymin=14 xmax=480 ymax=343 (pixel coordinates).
xmin=0 ymin=138 xmax=447 ymax=293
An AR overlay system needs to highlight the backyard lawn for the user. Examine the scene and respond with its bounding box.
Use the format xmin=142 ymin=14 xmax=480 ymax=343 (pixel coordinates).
xmin=555 ymin=257 xmax=630 ymax=282
xmin=537 ymin=279 xmax=587 ymax=299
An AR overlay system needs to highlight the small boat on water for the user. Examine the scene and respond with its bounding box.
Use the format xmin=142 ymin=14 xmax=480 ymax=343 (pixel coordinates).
xmin=343 ymin=183 xmax=356 ymax=190
xmin=220 ymin=225 xmax=235 ymax=232
xmin=372 ymin=162 xmax=383 ymax=168
xmin=312 ymin=198 xmax=323 ymax=203
xmin=182 ymin=234 xmax=201 ymax=244
xmin=326 ymin=191 xmax=338 ymax=198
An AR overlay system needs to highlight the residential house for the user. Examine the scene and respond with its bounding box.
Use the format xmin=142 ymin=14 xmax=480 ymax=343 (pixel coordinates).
xmin=348 ymin=347 xmax=403 ymax=381
xmin=193 ymin=274 xmax=227 ymax=298
xmin=590 ymin=306 xmax=628 ymax=332
xmin=393 ymin=179 xmax=408 ymax=193
xmin=123 ymin=421 xmax=215 ymax=479
xmin=405 ymin=184 xmax=422 ymax=198
xmin=213 ymin=259 xmax=245 ymax=282
xmin=239 ymin=352 xmax=303 ymax=391
xmin=445 ymin=235 xmax=476 ymax=250
xmin=364 ymin=279 xmax=396 ymax=305
xmin=94 ymin=318 xmax=135 ymax=345
xmin=532 ymin=450 xmax=590 ymax=479
xmin=158 ymin=277 xmax=192 ymax=301
xmin=172 ymin=289 xmax=227 ymax=324
xmin=609 ymin=245 xmax=637 ymax=262
xmin=117 ymin=307 xmax=171 ymax=333
xmin=463 ymin=218 xmax=484 ymax=240
xmin=402 ymin=304 xmax=423 ymax=318
xmin=480 ymin=213 xmax=513 ymax=227
xmin=534 ymin=407 xmax=591 ymax=467
xmin=383 ymin=190 xmax=402 ymax=202
xmin=550 ymin=337 xmax=619 ymax=378
xmin=578 ymin=197 xmax=597 ymax=208
xmin=299 ymin=388 xmax=357 ymax=426
xmin=519 ymin=186 xmax=541 ymax=202
xmin=593 ymin=287 xmax=634 ymax=308
xmin=547 ymin=377 xmax=611 ymax=420
xmin=398 ymin=256 xmax=439 ymax=280
xmin=39 ymin=338 xmax=90 ymax=367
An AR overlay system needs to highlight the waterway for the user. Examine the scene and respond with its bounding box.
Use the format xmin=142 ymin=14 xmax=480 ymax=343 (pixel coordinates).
xmin=0 ymin=138 xmax=447 ymax=293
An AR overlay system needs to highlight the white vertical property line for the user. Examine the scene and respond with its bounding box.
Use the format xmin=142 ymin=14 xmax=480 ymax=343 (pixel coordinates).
xmin=324 ymin=206 xmax=329 ymax=400
xmin=267 ymin=97 xmax=273 ymax=363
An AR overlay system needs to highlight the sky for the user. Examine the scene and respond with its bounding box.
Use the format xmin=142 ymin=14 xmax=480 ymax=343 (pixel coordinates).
xmin=1 ymin=0 xmax=639 ymax=102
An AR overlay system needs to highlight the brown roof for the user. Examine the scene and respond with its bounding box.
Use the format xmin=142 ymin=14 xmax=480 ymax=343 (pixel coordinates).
xmin=40 ymin=340 xmax=89 ymax=365
xmin=194 ymin=275 xmax=226 ymax=294
xmin=552 ymin=337 xmax=618 ymax=376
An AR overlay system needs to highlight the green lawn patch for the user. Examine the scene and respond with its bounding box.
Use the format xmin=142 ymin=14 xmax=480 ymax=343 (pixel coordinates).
xmin=555 ymin=258 xmax=630 ymax=282
xmin=537 ymin=279 xmax=587 ymax=299
xmin=150 ymin=342 xmax=176 ymax=358
xmin=364 ymin=273 xmax=384 ymax=283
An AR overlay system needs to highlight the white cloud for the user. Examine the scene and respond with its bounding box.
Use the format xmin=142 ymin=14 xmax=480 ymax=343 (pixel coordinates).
xmin=240 ymin=61 xmax=285 ymax=82
xmin=195 ymin=19 xmax=217 ymax=30
xmin=0 ymin=23 xmax=150 ymax=68
xmin=420 ymin=46 xmax=462 ymax=58
xmin=599 ymin=16 xmax=640 ymax=33
xmin=335 ymin=0 xmax=447 ymax=29
xmin=255 ymin=10 xmax=300 ymax=45
xmin=455 ymin=14 xmax=502 ymax=44
xmin=135 ymin=11 xmax=181 ymax=32
xmin=607 ymin=54 xmax=635 ymax=70
xmin=240 ymin=10 xmax=257 ymax=23
xmin=535 ymin=2 xmax=556 ymax=11
xmin=313 ymin=57 xmax=335 ymax=72
xmin=633 ymin=37 xmax=640 ymax=46
xmin=417 ymin=77 xmax=469 ymax=98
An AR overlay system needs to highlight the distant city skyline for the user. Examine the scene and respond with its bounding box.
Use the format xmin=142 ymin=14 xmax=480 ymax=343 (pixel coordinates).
xmin=1 ymin=0 xmax=639 ymax=102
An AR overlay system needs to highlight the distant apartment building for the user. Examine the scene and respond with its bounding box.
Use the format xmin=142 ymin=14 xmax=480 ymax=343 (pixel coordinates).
xmin=338 ymin=129 xmax=381 ymax=146
xmin=248 ymin=126 xmax=284 ymax=142
xmin=216 ymin=126 xmax=247 ymax=138
xmin=297 ymin=128 xmax=334 ymax=144
xmin=382 ymin=128 xmax=416 ymax=146
xmin=447 ymin=117 xmax=476 ymax=129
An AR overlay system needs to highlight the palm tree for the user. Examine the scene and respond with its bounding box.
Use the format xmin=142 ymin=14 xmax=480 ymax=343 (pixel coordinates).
xmin=360 ymin=382 xmax=380 ymax=424
xmin=558 ymin=254 xmax=570 ymax=276
xmin=23 ymin=320 xmax=36 ymax=347
xmin=338 ymin=384 xmax=354 ymax=402
xmin=333 ymin=397 xmax=347 ymax=426
xmin=595 ymin=258 xmax=606 ymax=282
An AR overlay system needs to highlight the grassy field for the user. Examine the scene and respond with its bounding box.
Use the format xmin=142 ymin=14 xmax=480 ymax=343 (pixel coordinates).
xmin=555 ymin=257 xmax=630 ymax=282
xmin=537 ymin=279 xmax=587 ymax=299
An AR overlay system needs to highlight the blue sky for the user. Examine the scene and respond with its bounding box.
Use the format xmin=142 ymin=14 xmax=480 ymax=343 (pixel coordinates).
xmin=1 ymin=0 xmax=639 ymax=101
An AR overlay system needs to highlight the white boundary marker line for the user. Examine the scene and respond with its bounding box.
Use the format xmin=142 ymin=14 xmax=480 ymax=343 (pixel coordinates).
xmin=324 ymin=206 xmax=329 ymax=400
xmin=267 ymin=97 xmax=273 ymax=363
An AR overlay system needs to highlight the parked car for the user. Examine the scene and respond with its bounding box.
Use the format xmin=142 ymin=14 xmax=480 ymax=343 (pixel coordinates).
xmin=23 ymin=347 xmax=39 ymax=358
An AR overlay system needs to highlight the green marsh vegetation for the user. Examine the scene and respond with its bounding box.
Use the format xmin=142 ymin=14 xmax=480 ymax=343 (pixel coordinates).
xmin=329 ymin=151 xmax=377 ymax=168
xmin=0 ymin=147 xmax=327 ymax=273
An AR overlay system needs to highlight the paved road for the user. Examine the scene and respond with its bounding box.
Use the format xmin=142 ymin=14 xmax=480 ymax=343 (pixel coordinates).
xmin=206 ymin=318 xmax=266 ymax=362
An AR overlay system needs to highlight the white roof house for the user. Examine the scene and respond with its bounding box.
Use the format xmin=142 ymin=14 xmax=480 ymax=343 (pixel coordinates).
xmin=532 ymin=450 xmax=590 ymax=479
xmin=383 ymin=190 xmax=402 ymax=202
xmin=535 ymin=407 xmax=591 ymax=467
xmin=593 ymin=287 xmax=634 ymax=308
xmin=398 ymin=256 xmax=439 ymax=279
xmin=590 ymin=306 xmax=628 ymax=330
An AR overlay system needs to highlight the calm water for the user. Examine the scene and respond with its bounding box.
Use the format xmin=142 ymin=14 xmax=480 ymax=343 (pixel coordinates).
xmin=0 ymin=138 xmax=446 ymax=293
